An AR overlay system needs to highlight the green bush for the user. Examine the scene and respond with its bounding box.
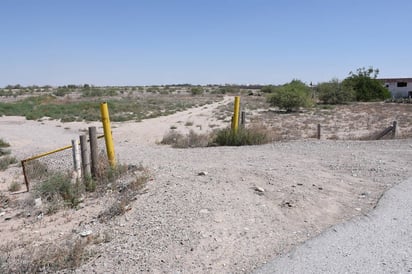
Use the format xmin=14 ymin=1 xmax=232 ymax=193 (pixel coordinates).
xmin=343 ymin=67 xmax=391 ymax=101
xmin=213 ymin=127 xmax=268 ymax=146
xmin=161 ymin=130 xmax=209 ymax=148
xmin=190 ymin=87 xmax=204 ymax=95
xmin=316 ymin=79 xmax=355 ymax=104
xmin=81 ymin=88 xmax=117 ymax=97
xmin=8 ymin=181 xmax=21 ymax=192
xmin=267 ymin=80 xmax=313 ymax=112
xmin=0 ymin=156 xmax=17 ymax=170
xmin=0 ymin=138 xmax=10 ymax=148
xmin=34 ymin=173 xmax=82 ymax=211
xmin=261 ymin=85 xmax=277 ymax=93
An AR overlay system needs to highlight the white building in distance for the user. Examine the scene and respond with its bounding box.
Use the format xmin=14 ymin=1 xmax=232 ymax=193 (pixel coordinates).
xmin=379 ymin=78 xmax=412 ymax=98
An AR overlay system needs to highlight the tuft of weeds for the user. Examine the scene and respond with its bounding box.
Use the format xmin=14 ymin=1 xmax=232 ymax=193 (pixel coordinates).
xmin=0 ymin=138 xmax=10 ymax=148
xmin=34 ymin=173 xmax=83 ymax=213
xmin=2 ymin=237 xmax=92 ymax=273
xmin=0 ymin=156 xmax=17 ymax=170
xmin=161 ymin=130 xmax=210 ymax=148
xmin=161 ymin=130 xmax=185 ymax=146
xmin=8 ymin=181 xmax=21 ymax=192
xmin=24 ymin=159 xmax=48 ymax=180
xmin=0 ymin=148 xmax=11 ymax=156
xmin=98 ymin=172 xmax=149 ymax=222
xmin=213 ymin=126 xmax=270 ymax=146
xmin=94 ymin=154 xmax=128 ymax=190
xmin=0 ymin=191 xmax=9 ymax=209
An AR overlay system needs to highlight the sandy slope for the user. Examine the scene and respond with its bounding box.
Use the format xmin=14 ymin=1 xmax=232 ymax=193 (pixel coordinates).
xmin=0 ymin=97 xmax=411 ymax=273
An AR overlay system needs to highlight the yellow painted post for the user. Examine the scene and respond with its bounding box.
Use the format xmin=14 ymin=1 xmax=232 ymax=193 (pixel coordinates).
xmin=100 ymin=102 xmax=116 ymax=167
xmin=232 ymin=96 xmax=241 ymax=132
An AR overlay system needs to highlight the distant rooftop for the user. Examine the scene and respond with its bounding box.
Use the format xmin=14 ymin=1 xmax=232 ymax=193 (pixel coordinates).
xmin=378 ymin=78 xmax=412 ymax=83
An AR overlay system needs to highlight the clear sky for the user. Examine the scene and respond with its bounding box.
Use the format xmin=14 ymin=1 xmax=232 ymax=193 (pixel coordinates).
xmin=1 ymin=0 xmax=411 ymax=87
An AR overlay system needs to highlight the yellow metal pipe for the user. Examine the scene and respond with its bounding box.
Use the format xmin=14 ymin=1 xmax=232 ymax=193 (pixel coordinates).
xmin=100 ymin=102 xmax=116 ymax=167
xmin=22 ymin=144 xmax=73 ymax=163
xmin=232 ymin=96 xmax=241 ymax=132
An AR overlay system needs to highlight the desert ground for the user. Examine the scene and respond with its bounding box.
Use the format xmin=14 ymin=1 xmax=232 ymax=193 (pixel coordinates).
xmin=0 ymin=95 xmax=411 ymax=273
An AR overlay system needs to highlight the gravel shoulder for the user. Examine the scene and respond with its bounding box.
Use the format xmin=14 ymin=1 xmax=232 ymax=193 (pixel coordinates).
xmin=254 ymin=176 xmax=412 ymax=274
xmin=0 ymin=98 xmax=411 ymax=273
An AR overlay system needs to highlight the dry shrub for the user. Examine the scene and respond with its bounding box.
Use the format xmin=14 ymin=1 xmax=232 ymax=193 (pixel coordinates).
xmin=8 ymin=181 xmax=21 ymax=192
xmin=0 ymin=191 xmax=9 ymax=209
xmin=213 ymin=125 xmax=272 ymax=146
xmin=34 ymin=173 xmax=83 ymax=214
xmin=98 ymin=170 xmax=149 ymax=222
xmin=24 ymin=159 xmax=48 ymax=180
xmin=94 ymin=152 xmax=128 ymax=190
xmin=98 ymin=198 xmax=129 ymax=222
xmin=161 ymin=130 xmax=210 ymax=148
xmin=161 ymin=130 xmax=185 ymax=146
xmin=2 ymin=237 xmax=91 ymax=273
xmin=0 ymin=156 xmax=17 ymax=171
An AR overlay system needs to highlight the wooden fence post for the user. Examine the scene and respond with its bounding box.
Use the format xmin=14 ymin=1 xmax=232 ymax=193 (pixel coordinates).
xmin=317 ymin=124 xmax=321 ymax=140
xmin=89 ymin=126 xmax=98 ymax=178
xmin=392 ymin=121 xmax=397 ymax=137
xmin=240 ymin=111 xmax=246 ymax=128
xmin=72 ymin=139 xmax=81 ymax=179
xmin=80 ymin=134 xmax=91 ymax=178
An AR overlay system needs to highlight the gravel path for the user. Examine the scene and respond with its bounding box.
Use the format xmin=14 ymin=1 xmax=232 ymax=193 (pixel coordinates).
xmin=73 ymin=139 xmax=412 ymax=273
xmin=254 ymin=177 xmax=412 ymax=274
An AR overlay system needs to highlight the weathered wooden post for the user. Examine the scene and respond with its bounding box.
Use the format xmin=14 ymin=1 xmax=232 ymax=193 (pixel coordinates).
xmin=80 ymin=134 xmax=91 ymax=178
xmin=240 ymin=111 xmax=246 ymax=128
xmin=392 ymin=121 xmax=397 ymax=138
xmin=317 ymin=124 xmax=321 ymax=139
xmin=89 ymin=126 xmax=98 ymax=178
xmin=72 ymin=139 xmax=81 ymax=179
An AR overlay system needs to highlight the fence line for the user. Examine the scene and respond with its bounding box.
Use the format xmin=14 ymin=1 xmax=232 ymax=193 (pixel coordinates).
xmin=21 ymin=133 xmax=105 ymax=191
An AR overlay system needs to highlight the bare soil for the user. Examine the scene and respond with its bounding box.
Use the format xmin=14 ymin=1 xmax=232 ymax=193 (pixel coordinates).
xmin=0 ymin=96 xmax=411 ymax=273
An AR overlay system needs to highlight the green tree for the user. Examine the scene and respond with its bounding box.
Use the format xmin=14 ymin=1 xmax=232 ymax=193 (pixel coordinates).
xmin=261 ymin=85 xmax=277 ymax=93
xmin=267 ymin=80 xmax=313 ymax=112
xmin=190 ymin=86 xmax=203 ymax=95
xmin=316 ymin=79 xmax=355 ymax=104
xmin=343 ymin=67 xmax=391 ymax=101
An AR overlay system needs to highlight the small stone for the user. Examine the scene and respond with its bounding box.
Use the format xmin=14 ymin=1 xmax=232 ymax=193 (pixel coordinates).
xmin=252 ymin=186 xmax=265 ymax=193
xmin=0 ymin=212 xmax=5 ymax=217
xmin=198 ymin=171 xmax=208 ymax=176
xmin=199 ymin=209 xmax=210 ymax=214
xmin=79 ymin=230 xmax=93 ymax=237
xmin=355 ymin=208 xmax=362 ymax=211
xmin=34 ymin=198 xmax=42 ymax=208
xmin=5 ymin=216 xmax=12 ymax=221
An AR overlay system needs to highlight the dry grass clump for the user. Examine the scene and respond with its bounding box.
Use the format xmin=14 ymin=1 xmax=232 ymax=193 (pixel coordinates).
xmin=161 ymin=124 xmax=276 ymax=148
xmin=213 ymin=125 xmax=271 ymax=146
xmin=8 ymin=181 xmax=21 ymax=192
xmin=98 ymin=168 xmax=149 ymax=222
xmin=0 ymin=138 xmax=10 ymax=148
xmin=161 ymin=130 xmax=210 ymax=148
xmin=1 ymin=237 xmax=92 ymax=273
xmin=24 ymin=159 xmax=48 ymax=180
xmin=0 ymin=191 xmax=9 ymax=209
xmin=33 ymin=172 xmax=84 ymax=214
xmin=0 ymin=156 xmax=17 ymax=171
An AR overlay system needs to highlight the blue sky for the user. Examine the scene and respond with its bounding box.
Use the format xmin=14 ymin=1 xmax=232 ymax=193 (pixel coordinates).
xmin=1 ymin=0 xmax=411 ymax=87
